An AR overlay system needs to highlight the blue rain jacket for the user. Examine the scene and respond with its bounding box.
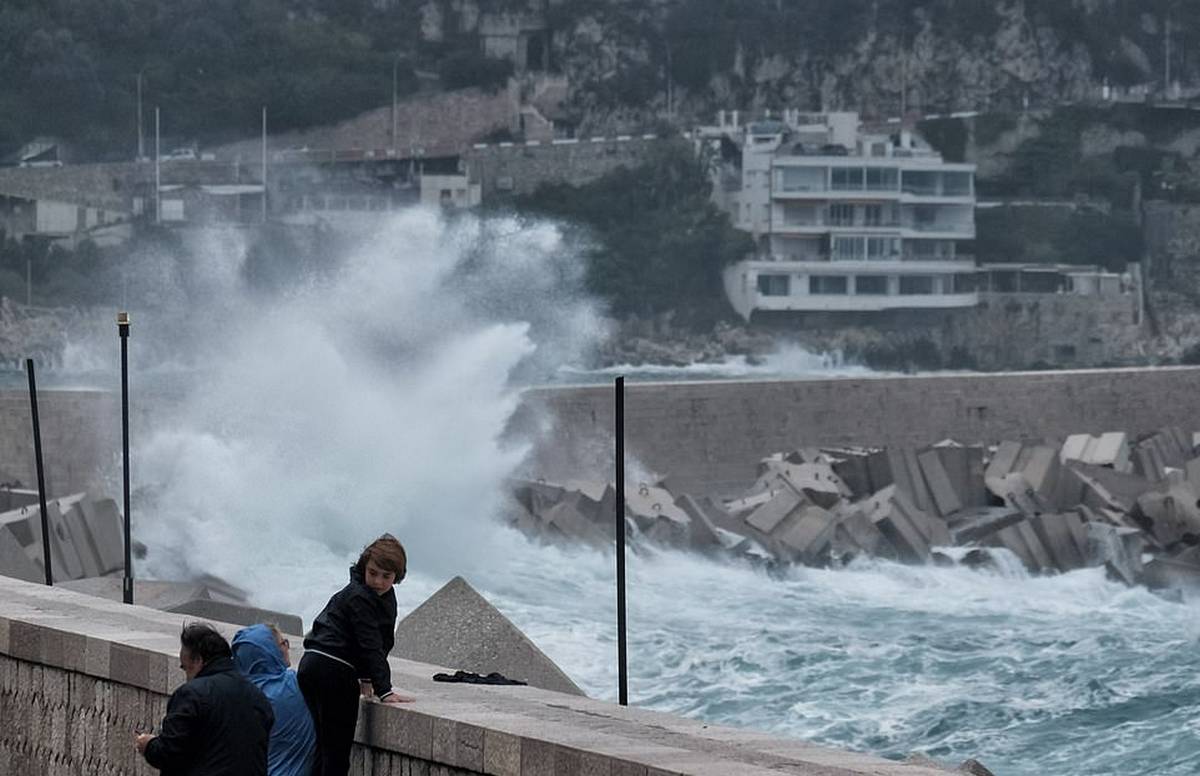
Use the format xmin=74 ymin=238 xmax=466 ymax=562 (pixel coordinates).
xmin=233 ymin=625 xmax=316 ymax=776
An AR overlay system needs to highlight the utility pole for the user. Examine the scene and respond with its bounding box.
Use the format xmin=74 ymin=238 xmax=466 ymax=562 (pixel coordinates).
xmin=154 ymin=107 xmax=161 ymax=223
xmin=136 ymin=72 xmax=144 ymax=161
xmin=614 ymin=376 xmax=628 ymax=706
xmin=392 ymin=55 xmax=402 ymax=154
xmin=261 ymin=106 xmax=268 ymax=223
xmin=117 ymin=312 xmax=132 ymax=605
xmin=1164 ymin=5 xmax=1172 ymax=95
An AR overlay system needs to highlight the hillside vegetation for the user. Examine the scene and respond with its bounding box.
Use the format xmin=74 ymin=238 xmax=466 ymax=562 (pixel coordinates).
xmin=4 ymin=1 xmax=1200 ymax=158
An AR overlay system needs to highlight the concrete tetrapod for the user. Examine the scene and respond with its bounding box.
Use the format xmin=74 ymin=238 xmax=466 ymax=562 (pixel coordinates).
xmin=392 ymin=575 xmax=585 ymax=696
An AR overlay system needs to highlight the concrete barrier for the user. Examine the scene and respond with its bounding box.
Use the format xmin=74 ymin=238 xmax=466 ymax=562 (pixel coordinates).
xmin=512 ymin=367 xmax=1200 ymax=497
xmin=0 ymin=575 xmax=953 ymax=776
xmin=393 ymin=576 xmax=585 ymax=696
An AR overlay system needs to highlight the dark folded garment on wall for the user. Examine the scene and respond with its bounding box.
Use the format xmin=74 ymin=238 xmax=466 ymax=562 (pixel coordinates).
xmin=432 ymin=670 xmax=527 ymax=686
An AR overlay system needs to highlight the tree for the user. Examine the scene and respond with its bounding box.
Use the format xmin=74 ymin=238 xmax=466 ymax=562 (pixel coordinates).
xmin=516 ymin=142 xmax=752 ymax=325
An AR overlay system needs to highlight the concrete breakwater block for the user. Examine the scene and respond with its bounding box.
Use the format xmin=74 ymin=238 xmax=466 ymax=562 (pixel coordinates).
xmin=392 ymin=575 xmax=585 ymax=696
xmin=512 ymin=428 xmax=1200 ymax=594
xmin=0 ymin=493 xmax=127 ymax=584
xmin=58 ymin=576 xmax=305 ymax=635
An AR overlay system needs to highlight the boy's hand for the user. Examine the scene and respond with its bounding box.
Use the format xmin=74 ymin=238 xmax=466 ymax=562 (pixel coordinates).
xmin=359 ymin=680 xmax=374 ymax=697
xmin=134 ymin=732 xmax=154 ymax=753
xmin=381 ymin=693 xmax=414 ymax=705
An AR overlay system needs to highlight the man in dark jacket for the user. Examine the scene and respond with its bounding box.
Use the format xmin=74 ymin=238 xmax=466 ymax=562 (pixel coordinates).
xmin=135 ymin=622 xmax=275 ymax=776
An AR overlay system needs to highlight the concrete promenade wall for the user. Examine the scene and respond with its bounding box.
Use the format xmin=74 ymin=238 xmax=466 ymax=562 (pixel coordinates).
xmin=0 ymin=575 xmax=949 ymax=776
xmin=512 ymin=366 xmax=1200 ymax=496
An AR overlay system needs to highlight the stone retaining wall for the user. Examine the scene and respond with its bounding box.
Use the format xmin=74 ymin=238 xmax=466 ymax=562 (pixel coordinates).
xmin=464 ymin=136 xmax=669 ymax=199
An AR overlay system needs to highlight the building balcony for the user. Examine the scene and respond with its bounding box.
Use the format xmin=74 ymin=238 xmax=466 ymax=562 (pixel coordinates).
xmin=750 ymin=292 xmax=979 ymax=313
xmin=901 ymin=222 xmax=975 ymax=238
xmin=756 ymin=258 xmax=975 ymax=273
xmin=771 ymin=221 xmax=904 ymax=235
xmin=773 ymin=188 xmax=901 ymax=201
xmin=898 ymin=190 xmax=975 ymax=204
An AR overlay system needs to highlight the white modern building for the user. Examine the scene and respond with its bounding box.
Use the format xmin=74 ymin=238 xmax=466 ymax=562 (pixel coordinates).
xmin=699 ymin=111 xmax=978 ymax=318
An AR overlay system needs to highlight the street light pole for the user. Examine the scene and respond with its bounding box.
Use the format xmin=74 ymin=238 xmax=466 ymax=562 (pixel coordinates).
xmin=136 ymin=71 xmax=144 ymax=161
xmin=614 ymin=376 xmax=628 ymax=706
xmin=116 ymin=311 xmax=132 ymax=604
xmin=261 ymin=106 xmax=268 ymax=223
xmin=392 ymin=54 xmax=402 ymax=154
xmin=154 ymin=107 xmax=161 ymax=223
xmin=25 ymin=358 xmax=52 ymax=586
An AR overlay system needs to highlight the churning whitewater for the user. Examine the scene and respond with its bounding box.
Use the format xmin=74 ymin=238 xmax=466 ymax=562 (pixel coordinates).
xmin=118 ymin=210 xmax=1200 ymax=776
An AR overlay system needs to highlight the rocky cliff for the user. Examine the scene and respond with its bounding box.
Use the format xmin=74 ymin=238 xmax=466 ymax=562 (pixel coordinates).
xmin=417 ymin=0 xmax=1199 ymax=133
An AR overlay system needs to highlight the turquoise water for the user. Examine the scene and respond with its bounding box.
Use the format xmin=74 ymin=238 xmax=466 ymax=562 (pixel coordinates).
xmin=480 ymin=544 xmax=1200 ymax=776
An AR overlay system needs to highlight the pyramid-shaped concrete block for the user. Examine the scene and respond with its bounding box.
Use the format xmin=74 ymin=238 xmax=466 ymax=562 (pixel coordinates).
xmin=392 ymin=576 xmax=585 ymax=696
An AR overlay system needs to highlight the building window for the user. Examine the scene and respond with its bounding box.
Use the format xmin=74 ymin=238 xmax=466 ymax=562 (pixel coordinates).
xmin=854 ymin=276 xmax=888 ymax=295
xmin=779 ymin=167 xmax=824 ymax=192
xmin=810 ymin=275 xmax=848 ymax=295
xmin=899 ymin=275 xmax=935 ymax=295
xmin=906 ymin=240 xmax=954 ymax=260
xmin=864 ymin=204 xmax=883 ymax=226
xmin=832 ymin=236 xmax=864 ymax=261
xmin=829 ymin=203 xmax=854 ymax=226
xmin=831 ymin=167 xmax=864 ymax=190
xmin=866 ymin=237 xmax=896 ymax=260
xmin=943 ymin=171 xmax=972 ymax=196
xmin=782 ymin=203 xmax=818 ymax=226
xmin=865 ymin=167 xmax=898 ymax=190
xmin=903 ymin=170 xmax=938 ymax=195
xmin=757 ymin=274 xmax=790 ymax=296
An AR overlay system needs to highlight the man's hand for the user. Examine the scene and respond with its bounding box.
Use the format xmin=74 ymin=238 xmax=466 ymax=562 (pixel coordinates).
xmin=380 ymin=693 xmax=415 ymax=705
xmin=134 ymin=732 xmax=155 ymax=754
xmin=359 ymin=680 xmax=374 ymax=698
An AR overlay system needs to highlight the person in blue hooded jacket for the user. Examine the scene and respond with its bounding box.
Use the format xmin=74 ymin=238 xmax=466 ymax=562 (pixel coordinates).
xmin=233 ymin=623 xmax=316 ymax=776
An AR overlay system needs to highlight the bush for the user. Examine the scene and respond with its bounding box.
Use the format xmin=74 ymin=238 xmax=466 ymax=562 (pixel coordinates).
xmin=438 ymin=49 xmax=514 ymax=92
xmin=514 ymin=142 xmax=752 ymax=325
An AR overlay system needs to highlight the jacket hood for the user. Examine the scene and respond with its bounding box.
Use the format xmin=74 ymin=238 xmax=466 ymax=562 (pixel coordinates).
xmin=232 ymin=624 xmax=287 ymax=679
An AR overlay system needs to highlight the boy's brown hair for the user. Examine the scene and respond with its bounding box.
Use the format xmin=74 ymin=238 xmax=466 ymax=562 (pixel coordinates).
xmin=356 ymin=533 xmax=407 ymax=581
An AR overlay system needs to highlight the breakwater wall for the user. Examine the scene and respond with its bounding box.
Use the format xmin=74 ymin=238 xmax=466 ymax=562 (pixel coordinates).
xmin=6 ymin=366 xmax=1200 ymax=501
xmin=511 ymin=367 xmax=1200 ymax=496
xmin=0 ymin=575 xmax=951 ymax=776
xmin=0 ymin=389 xmax=123 ymax=497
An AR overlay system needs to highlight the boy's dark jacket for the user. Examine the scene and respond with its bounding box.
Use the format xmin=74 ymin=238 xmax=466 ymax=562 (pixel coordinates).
xmin=303 ymin=565 xmax=397 ymax=697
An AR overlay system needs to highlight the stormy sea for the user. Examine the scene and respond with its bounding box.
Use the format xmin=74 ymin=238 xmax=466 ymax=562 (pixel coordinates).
xmin=76 ymin=210 xmax=1200 ymax=776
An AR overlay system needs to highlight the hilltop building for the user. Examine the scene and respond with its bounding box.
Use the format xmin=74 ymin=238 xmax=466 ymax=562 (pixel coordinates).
xmin=698 ymin=111 xmax=978 ymax=319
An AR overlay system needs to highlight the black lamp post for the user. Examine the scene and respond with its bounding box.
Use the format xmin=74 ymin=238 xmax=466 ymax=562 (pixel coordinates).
xmin=118 ymin=311 xmax=133 ymax=604
xmin=615 ymin=376 xmax=628 ymax=705
xmin=25 ymin=358 xmax=52 ymax=585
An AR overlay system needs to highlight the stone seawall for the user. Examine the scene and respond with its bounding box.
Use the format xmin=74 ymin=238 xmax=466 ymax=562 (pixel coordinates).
xmin=0 ymin=576 xmax=949 ymax=776
xmin=0 ymin=390 xmax=122 ymax=496
xmin=511 ymin=366 xmax=1200 ymax=496
xmin=6 ymin=366 xmax=1200 ymax=501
